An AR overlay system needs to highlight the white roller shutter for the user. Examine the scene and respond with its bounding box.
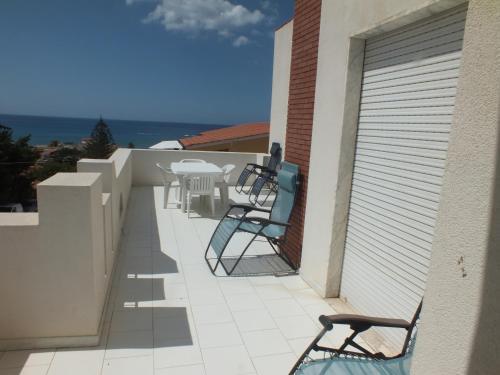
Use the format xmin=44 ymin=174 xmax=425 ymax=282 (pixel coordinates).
xmin=339 ymin=4 xmax=467 ymax=348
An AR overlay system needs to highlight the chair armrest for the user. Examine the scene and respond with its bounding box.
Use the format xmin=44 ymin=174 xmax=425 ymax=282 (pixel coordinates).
xmin=246 ymin=163 xmax=265 ymax=169
xmin=254 ymin=169 xmax=277 ymax=178
xmin=229 ymin=204 xmax=272 ymax=214
xmin=319 ymin=314 xmax=411 ymax=332
xmin=243 ymin=216 xmax=291 ymax=228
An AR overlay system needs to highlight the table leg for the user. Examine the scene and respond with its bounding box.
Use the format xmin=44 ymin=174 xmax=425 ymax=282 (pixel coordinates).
xmin=180 ymin=177 xmax=186 ymax=212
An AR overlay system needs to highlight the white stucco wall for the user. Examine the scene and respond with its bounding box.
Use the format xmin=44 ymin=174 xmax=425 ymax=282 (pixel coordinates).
xmin=0 ymin=173 xmax=108 ymax=349
xmin=0 ymin=149 xmax=133 ymax=350
xmin=412 ymin=1 xmax=500 ymax=373
xmin=269 ymin=20 xmax=293 ymax=154
xmin=79 ymin=148 xmax=132 ymax=253
xmin=300 ymin=0 xmax=467 ymax=297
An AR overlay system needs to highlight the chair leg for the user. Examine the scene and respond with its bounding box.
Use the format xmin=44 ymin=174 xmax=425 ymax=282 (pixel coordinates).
xmin=176 ymin=176 xmax=182 ymax=201
xmin=164 ymin=182 xmax=171 ymax=209
xmin=222 ymin=183 xmax=229 ymax=206
xmin=209 ymin=192 xmax=215 ymax=216
xmin=163 ymin=183 xmax=168 ymax=209
xmin=187 ymin=193 xmax=191 ymax=218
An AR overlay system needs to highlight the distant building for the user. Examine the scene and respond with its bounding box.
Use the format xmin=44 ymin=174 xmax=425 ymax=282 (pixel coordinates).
xmin=179 ymin=122 xmax=269 ymax=152
xmin=149 ymin=140 xmax=183 ymax=150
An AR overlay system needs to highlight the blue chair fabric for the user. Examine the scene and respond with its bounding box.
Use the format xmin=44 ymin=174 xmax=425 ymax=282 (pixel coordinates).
xmin=295 ymin=354 xmax=412 ymax=375
xmin=205 ymin=161 xmax=299 ymax=275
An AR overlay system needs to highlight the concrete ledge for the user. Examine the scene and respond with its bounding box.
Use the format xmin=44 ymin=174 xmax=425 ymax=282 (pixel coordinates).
xmin=38 ymin=172 xmax=101 ymax=187
xmin=0 ymin=213 xmax=38 ymax=226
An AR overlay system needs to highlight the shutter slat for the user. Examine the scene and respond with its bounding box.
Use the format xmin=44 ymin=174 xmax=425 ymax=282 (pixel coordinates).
xmin=361 ymin=87 xmax=457 ymax=105
xmin=355 ymin=148 xmax=447 ymax=169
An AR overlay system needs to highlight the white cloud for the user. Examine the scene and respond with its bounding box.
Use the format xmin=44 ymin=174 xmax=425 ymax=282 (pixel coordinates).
xmin=260 ymin=1 xmax=271 ymax=10
xmin=233 ymin=35 xmax=249 ymax=47
xmin=138 ymin=0 xmax=264 ymax=34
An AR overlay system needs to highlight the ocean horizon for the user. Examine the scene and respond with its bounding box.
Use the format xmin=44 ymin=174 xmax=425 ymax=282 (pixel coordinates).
xmin=0 ymin=113 xmax=230 ymax=149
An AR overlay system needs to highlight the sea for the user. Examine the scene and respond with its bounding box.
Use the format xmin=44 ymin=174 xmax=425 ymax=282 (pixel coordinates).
xmin=0 ymin=113 xmax=229 ymax=149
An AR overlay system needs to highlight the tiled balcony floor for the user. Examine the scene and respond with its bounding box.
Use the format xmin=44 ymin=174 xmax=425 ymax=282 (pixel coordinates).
xmin=0 ymin=186 xmax=350 ymax=375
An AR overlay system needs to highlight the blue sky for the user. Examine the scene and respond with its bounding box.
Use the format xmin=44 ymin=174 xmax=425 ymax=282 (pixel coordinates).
xmin=0 ymin=0 xmax=294 ymax=125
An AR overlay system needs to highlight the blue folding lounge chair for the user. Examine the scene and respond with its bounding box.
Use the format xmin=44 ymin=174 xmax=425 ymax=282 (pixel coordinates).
xmin=247 ymin=169 xmax=279 ymax=206
xmin=205 ymin=161 xmax=299 ymax=276
xmin=289 ymin=302 xmax=423 ymax=375
xmin=235 ymin=142 xmax=282 ymax=195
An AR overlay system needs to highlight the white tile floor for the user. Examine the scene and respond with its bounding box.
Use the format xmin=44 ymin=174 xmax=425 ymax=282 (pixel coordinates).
xmin=0 ymin=186 xmax=345 ymax=375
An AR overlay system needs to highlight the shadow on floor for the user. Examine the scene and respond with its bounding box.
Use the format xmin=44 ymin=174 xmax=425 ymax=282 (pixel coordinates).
xmin=106 ymin=187 xmax=194 ymax=351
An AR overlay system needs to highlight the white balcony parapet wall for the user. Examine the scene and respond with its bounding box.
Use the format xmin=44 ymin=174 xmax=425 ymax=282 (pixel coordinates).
xmin=130 ymin=148 xmax=265 ymax=186
xmin=0 ymin=148 xmax=133 ymax=350
xmin=0 ymin=148 xmax=263 ymax=350
xmin=78 ymin=148 xmax=132 ymax=253
xmin=0 ymin=173 xmax=109 ymax=350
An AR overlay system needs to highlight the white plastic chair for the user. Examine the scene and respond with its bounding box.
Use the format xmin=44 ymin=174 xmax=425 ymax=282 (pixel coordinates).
xmin=185 ymin=175 xmax=215 ymax=218
xmin=156 ymin=163 xmax=177 ymax=208
xmin=180 ymin=159 xmax=206 ymax=163
xmin=175 ymin=159 xmax=206 ymax=205
xmin=215 ymin=164 xmax=235 ymax=206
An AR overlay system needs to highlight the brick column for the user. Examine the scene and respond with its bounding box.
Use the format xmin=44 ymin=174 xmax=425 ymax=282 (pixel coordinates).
xmin=282 ymin=0 xmax=322 ymax=267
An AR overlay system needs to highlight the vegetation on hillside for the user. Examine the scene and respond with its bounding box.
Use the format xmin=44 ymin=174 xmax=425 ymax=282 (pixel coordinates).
xmin=0 ymin=124 xmax=39 ymax=205
xmin=1 ymin=118 xmax=117 ymax=208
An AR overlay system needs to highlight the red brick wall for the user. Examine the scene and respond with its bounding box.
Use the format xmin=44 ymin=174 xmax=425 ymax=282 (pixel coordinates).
xmin=282 ymin=0 xmax=322 ymax=267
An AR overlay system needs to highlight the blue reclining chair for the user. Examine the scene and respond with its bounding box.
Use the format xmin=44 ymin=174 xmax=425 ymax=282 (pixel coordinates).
xmin=235 ymin=142 xmax=282 ymax=195
xmin=289 ymin=302 xmax=423 ymax=375
xmin=247 ymin=169 xmax=279 ymax=206
xmin=205 ymin=161 xmax=299 ymax=276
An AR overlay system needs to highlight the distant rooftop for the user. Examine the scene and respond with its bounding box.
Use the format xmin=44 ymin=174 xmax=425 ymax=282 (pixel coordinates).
xmin=179 ymin=122 xmax=269 ymax=148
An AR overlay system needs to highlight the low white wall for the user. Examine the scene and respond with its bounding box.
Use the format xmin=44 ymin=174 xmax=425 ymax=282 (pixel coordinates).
xmin=79 ymin=148 xmax=132 ymax=253
xmin=131 ymin=149 xmax=265 ymax=186
xmin=269 ymin=20 xmax=293 ymax=154
xmin=0 ymin=173 xmax=107 ymax=349
xmin=0 ymin=149 xmax=133 ymax=350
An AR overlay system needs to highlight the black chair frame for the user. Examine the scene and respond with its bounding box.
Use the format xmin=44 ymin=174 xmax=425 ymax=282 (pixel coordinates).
xmin=235 ymin=142 xmax=282 ymax=195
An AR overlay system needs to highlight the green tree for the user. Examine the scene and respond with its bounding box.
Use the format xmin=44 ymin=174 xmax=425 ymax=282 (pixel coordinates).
xmin=0 ymin=124 xmax=38 ymax=205
xmin=31 ymin=160 xmax=75 ymax=184
xmin=30 ymin=146 xmax=83 ymax=184
xmin=84 ymin=118 xmax=116 ymax=159
xmin=51 ymin=147 xmax=82 ymax=166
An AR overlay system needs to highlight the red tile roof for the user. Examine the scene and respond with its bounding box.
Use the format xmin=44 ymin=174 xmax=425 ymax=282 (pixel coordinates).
xmin=179 ymin=122 xmax=270 ymax=148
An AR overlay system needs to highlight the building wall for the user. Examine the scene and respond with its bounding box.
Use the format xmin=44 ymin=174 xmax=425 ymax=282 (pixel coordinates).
xmin=269 ymin=20 xmax=293 ymax=154
xmin=292 ymin=0 xmax=500 ymax=370
xmin=184 ymin=136 xmax=269 ymax=153
xmin=281 ymin=0 xmax=322 ymax=267
xmin=412 ymin=1 xmax=500 ymax=373
xmin=299 ymin=0 xmax=467 ymax=297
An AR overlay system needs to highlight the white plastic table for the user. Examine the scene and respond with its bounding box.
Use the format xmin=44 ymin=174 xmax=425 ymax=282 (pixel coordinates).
xmin=170 ymin=162 xmax=223 ymax=211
